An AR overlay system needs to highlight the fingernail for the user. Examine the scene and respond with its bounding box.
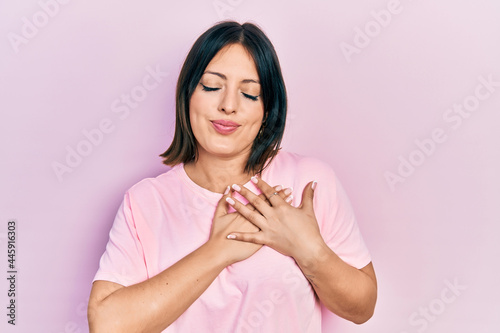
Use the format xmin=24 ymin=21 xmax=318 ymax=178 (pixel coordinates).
xmin=284 ymin=187 xmax=292 ymax=196
xmin=227 ymin=234 xmax=236 ymax=239
xmin=226 ymin=197 xmax=235 ymax=205
xmin=251 ymin=176 xmax=258 ymax=184
xmin=232 ymin=184 xmax=241 ymax=191
xmin=286 ymin=195 xmax=293 ymax=203
xmin=312 ymin=181 xmax=317 ymax=190
xmin=275 ymin=185 xmax=283 ymax=191
xmin=224 ymin=185 xmax=230 ymax=195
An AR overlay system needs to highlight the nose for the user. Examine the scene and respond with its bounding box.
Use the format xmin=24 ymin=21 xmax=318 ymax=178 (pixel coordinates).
xmin=218 ymin=87 xmax=238 ymax=114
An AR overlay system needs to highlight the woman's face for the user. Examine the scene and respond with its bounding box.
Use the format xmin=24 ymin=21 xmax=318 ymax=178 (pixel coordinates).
xmin=189 ymin=43 xmax=264 ymax=161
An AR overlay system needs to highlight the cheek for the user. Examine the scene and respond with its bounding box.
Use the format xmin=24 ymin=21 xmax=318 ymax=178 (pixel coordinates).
xmin=189 ymin=91 xmax=203 ymax=112
xmin=189 ymin=93 xmax=207 ymax=124
xmin=251 ymin=104 xmax=265 ymax=127
xmin=188 ymin=97 xmax=203 ymax=139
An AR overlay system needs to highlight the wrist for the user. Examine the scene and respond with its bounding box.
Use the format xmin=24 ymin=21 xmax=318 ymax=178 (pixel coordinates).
xmin=293 ymin=239 xmax=332 ymax=272
xmin=200 ymin=240 xmax=231 ymax=270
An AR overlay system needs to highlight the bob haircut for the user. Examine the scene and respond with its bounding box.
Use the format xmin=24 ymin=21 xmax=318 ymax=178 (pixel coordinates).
xmin=160 ymin=21 xmax=287 ymax=175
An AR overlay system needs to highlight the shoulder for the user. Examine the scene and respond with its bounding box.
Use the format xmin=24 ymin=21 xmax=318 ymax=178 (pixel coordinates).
xmin=125 ymin=165 xmax=182 ymax=198
xmin=268 ymin=150 xmax=337 ymax=180
xmin=263 ymin=150 xmax=340 ymax=196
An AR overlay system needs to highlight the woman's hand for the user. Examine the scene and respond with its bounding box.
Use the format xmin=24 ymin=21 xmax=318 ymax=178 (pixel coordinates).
xmin=225 ymin=176 xmax=327 ymax=264
xmin=225 ymin=177 xmax=378 ymax=324
xmin=208 ymin=183 xmax=293 ymax=266
xmin=88 ymin=183 xmax=293 ymax=333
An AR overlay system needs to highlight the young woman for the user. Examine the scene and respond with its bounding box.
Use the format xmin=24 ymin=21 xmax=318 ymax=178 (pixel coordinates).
xmin=88 ymin=21 xmax=377 ymax=332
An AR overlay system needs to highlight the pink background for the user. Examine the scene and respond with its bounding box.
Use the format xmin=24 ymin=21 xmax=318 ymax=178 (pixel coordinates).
xmin=1 ymin=0 xmax=499 ymax=332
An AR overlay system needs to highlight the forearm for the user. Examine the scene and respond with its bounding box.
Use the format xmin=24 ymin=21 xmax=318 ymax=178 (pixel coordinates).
xmin=295 ymin=243 xmax=377 ymax=324
xmin=89 ymin=242 xmax=227 ymax=332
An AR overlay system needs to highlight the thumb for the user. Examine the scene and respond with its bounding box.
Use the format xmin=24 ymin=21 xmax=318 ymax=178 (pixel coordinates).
xmin=299 ymin=181 xmax=317 ymax=211
xmin=214 ymin=186 xmax=231 ymax=218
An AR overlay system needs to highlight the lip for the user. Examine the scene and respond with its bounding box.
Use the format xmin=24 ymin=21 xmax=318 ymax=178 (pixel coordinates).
xmin=211 ymin=119 xmax=240 ymax=135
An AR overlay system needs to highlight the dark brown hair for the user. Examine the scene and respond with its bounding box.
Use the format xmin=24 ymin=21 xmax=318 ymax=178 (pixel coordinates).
xmin=160 ymin=21 xmax=287 ymax=175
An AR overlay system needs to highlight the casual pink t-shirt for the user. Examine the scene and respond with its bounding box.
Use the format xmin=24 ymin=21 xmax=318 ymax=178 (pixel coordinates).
xmin=93 ymin=151 xmax=371 ymax=332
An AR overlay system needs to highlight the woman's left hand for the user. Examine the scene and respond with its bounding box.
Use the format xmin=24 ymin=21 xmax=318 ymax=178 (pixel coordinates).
xmin=225 ymin=176 xmax=327 ymax=263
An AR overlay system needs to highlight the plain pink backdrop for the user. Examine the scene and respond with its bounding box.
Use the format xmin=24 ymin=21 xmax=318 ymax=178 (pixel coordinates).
xmin=1 ymin=0 xmax=499 ymax=332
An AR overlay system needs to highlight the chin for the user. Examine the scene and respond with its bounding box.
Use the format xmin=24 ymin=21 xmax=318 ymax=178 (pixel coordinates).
xmin=204 ymin=144 xmax=252 ymax=158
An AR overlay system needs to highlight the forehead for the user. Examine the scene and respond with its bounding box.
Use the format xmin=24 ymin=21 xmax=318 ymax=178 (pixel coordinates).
xmin=204 ymin=44 xmax=259 ymax=80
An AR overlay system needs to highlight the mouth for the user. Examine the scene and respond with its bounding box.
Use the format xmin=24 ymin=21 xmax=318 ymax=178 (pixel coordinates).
xmin=211 ymin=120 xmax=240 ymax=135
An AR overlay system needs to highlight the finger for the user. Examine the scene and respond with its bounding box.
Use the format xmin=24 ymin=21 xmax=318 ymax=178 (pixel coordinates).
xmin=246 ymin=203 xmax=257 ymax=212
xmin=257 ymin=185 xmax=287 ymax=205
xmin=226 ymin=195 xmax=266 ymax=229
xmin=214 ymin=186 xmax=231 ymax=217
xmin=227 ymin=231 xmax=266 ymax=245
xmin=274 ymin=185 xmax=291 ymax=201
xmin=250 ymin=176 xmax=285 ymax=207
xmin=257 ymin=192 xmax=271 ymax=205
xmin=232 ymin=183 xmax=273 ymax=217
xmin=283 ymin=187 xmax=293 ymax=205
xmin=299 ymin=181 xmax=317 ymax=211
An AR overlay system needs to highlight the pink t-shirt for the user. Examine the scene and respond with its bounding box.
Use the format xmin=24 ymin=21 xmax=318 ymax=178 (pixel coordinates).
xmin=93 ymin=151 xmax=371 ymax=332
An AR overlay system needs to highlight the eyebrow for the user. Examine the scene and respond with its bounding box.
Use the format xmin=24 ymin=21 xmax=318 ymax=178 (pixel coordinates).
xmin=203 ymin=71 xmax=260 ymax=84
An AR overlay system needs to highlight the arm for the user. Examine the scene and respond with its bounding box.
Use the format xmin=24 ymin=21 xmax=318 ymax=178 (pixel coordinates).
xmin=88 ymin=190 xmax=262 ymax=332
xmin=294 ymin=243 xmax=377 ymax=324
xmin=226 ymin=177 xmax=377 ymax=324
xmin=88 ymin=241 xmax=229 ymax=332
xmin=88 ymin=185 xmax=290 ymax=332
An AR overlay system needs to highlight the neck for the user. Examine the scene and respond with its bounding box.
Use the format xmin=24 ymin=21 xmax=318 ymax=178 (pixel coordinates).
xmin=184 ymin=149 xmax=255 ymax=194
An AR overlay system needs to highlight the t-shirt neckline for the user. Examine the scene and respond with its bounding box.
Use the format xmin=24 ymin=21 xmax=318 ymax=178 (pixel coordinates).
xmin=174 ymin=163 xmax=255 ymax=201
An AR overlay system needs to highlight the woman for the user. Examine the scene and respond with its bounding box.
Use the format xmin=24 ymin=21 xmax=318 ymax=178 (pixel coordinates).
xmin=88 ymin=21 xmax=377 ymax=332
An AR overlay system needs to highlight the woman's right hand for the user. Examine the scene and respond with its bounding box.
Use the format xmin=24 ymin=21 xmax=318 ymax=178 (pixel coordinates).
xmin=208 ymin=185 xmax=292 ymax=265
xmin=89 ymin=183 xmax=290 ymax=333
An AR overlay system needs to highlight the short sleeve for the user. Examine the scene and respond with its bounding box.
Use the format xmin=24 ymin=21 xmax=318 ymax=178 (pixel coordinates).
xmin=92 ymin=191 xmax=149 ymax=286
xmin=311 ymin=161 xmax=372 ymax=270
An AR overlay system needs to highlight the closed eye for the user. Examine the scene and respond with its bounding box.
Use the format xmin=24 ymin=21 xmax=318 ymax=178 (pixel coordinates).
xmin=201 ymin=83 xmax=220 ymax=92
xmin=201 ymin=83 xmax=260 ymax=102
xmin=242 ymin=93 xmax=259 ymax=101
